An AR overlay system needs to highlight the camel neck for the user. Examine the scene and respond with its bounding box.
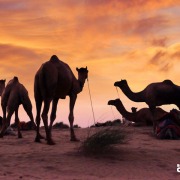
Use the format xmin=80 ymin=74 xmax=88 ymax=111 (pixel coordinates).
xmin=120 ymin=85 xmax=144 ymax=102
xmin=115 ymin=102 xmax=135 ymax=122
xmin=78 ymin=79 xmax=86 ymax=91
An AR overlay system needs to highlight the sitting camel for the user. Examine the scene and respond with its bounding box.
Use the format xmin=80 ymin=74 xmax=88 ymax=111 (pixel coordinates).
xmin=108 ymin=99 xmax=167 ymax=126
xmin=34 ymin=55 xmax=88 ymax=145
xmin=114 ymin=79 xmax=180 ymax=129
xmin=0 ymin=77 xmax=37 ymax=138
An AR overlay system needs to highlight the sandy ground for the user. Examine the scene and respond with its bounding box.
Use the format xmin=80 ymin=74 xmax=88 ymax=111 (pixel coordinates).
xmin=0 ymin=126 xmax=180 ymax=180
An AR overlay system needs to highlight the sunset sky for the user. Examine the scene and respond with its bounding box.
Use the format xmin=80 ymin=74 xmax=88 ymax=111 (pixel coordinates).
xmin=0 ymin=0 xmax=180 ymax=127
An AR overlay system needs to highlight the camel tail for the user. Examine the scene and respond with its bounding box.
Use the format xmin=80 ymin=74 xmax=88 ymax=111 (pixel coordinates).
xmin=13 ymin=76 xmax=19 ymax=82
xmin=34 ymin=64 xmax=47 ymax=102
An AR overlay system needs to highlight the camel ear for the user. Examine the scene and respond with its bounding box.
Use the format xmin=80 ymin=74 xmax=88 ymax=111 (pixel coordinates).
xmin=85 ymin=66 xmax=87 ymax=70
xmin=76 ymin=67 xmax=79 ymax=71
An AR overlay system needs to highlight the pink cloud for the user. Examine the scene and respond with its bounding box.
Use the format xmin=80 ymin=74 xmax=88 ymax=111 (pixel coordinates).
xmin=150 ymin=50 xmax=167 ymax=65
xmin=132 ymin=16 xmax=169 ymax=35
xmin=150 ymin=37 xmax=168 ymax=47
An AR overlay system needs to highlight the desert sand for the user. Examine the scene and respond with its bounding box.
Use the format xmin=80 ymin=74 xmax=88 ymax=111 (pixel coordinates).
xmin=0 ymin=126 xmax=180 ymax=180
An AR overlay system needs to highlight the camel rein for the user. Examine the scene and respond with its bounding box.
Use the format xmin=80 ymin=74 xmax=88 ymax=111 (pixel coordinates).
xmin=116 ymin=87 xmax=120 ymax=98
xmin=87 ymin=78 xmax=96 ymax=126
xmin=109 ymin=87 xmax=120 ymax=120
xmin=86 ymin=81 xmax=121 ymax=125
xmin=110 ymin=105 xmax=116 ymax=120
xmin=109 ymin=87 xmax=121 ymax=121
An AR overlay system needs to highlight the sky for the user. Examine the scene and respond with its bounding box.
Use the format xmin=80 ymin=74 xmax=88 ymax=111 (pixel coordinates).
xmin=0 ymin=0 xmax=180 ymax=127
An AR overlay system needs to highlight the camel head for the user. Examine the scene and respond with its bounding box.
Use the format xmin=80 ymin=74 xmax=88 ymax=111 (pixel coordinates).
xmin=131 ymin=107 xmax=137 ymax=113
xmin=114 ymin=79 xmax=127 ymax=88
xmin=0 ymin=79 xmax=6 ymax=96
xmin=108 ymin=98 xmax=121 ymax=106
xmin=76 ymin=66 xmax=88 ymax=80
xmin=76 ymin=66 xmax=88 ymax=90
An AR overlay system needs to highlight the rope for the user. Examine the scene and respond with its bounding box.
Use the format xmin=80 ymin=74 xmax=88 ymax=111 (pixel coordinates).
xmin=116 ymin=87 xmax=120 ymax=98
xmin=110 ymin=106 xmax=116 ymax=120
xmin=87 ymin=78 xmax=96 ymax=126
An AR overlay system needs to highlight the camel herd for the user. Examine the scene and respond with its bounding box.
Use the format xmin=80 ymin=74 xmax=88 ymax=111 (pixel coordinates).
xmin=0 ymin=55 xmax=180 ymax=145
xmin=112 ymin=79 xmax=180 ymax=131
xmin=0 ymin=55 xmax=88 ymax=145
xmin=108 ymin=99 xmax=167 ymax=126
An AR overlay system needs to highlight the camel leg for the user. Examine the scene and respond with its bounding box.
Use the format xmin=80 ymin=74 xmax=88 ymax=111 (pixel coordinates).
xmin=0 ymin=105 xmax=7 ymax=138
xmin=24 ymin=106 xmax=36 ymax=130
xmin=35 ymin=98 xmax=43 ymax=143
xmin=15 ymin=108 xmax=22 ymax=138
xmin=23 ymin=100 xmax=44 ymax=140
xmin=49 ymin=98 xmax=59 ymax=138
xmin=2 ymin=108 xmax=15 ymax=136
xmin=42 ymin=99 xmax=55 ymax=145
xmin=69 ymin=94 xmax=78 ymax=141
xmin=150 ymin=106 xmax=157 ymax=134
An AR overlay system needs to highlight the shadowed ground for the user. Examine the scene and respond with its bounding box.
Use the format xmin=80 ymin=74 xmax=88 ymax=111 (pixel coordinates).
xmin=0 ymin=127 xmax=179 ymax=180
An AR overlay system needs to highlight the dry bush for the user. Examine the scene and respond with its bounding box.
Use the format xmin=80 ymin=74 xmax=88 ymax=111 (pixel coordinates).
xmin=80 ymin=127 xmax=128 ymax=154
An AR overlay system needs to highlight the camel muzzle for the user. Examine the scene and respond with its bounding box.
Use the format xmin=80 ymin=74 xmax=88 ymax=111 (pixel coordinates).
xmin=114 ymin=82 xmax=119 ymax=86
xmin=108 ymin=100 xmax=114 ymax=105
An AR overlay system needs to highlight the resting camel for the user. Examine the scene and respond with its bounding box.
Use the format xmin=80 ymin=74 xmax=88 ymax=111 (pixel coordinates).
xmin=34 ymin=55 xmax=88 ymax=145
xmin=114 ymin=79 xmax=180 ymax=129
xmin=108 ymin=99 xmax=167 ymax=126
xmin=0 ymin=77 xmax=36 ymax=138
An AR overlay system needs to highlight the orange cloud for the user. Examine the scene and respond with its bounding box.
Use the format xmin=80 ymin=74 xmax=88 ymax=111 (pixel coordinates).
xmin=0 ymin=0 xmax=179 ymax=127
xmin=150 ymin=37 xmax=167 ymax=47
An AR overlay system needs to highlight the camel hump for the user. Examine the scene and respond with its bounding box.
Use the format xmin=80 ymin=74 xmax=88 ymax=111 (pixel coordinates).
xmin=13 ymin=76 xmax=19 ymax=82
xmin=49 ymin=55 xmax=60 ymax=63
xmin=163 ymin=80 xmax=174 ymax=85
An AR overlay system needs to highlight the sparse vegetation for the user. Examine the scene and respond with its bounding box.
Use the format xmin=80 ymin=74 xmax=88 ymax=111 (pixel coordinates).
xmin=80 ymin=127 xmax=127 ymax=154
xmin=53 ymin=122 xmax=69 ymax=129
xmin=73 ymin=124 xmax=81 ymax=128
xmin=52 ymin=122 xmax=81 ymax=129
xmin=90 ymin=119 xmax=122 ymax=128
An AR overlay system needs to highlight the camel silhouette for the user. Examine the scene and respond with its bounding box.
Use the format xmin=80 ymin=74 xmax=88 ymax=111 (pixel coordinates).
xmin=114 ymin=79 xmax=180 ymax=108
xmin=34 ymin=55 xmax=88 ymax=145
xmin=108 ymin=99 xmax=167 ymax=126
xmin=0 ymin=77 xmax=36 ymax=138
xmin=114 ymin=79 xmax=180 ymax=130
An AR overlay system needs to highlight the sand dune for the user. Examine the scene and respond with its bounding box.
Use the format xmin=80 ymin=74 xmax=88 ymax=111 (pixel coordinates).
xmin=0 ymin=127 xmax=180 ymax=180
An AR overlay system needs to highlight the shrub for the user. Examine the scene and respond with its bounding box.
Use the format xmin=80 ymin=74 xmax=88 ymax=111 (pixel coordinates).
xmin=81 ymin=127 xmax=127 ymax=154
xmin=53 ymin=122 xmax=69 ymax=129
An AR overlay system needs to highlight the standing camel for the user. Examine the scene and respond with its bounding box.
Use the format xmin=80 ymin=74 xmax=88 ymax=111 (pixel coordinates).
xmin=114 ymin=79 xmax=180 ymax=129
xmin=0 ymin=77 xmax=36 ymax=138
xmin=34 ymin=55 xmax=88 ymax=145
xmin=108 ymin=99 xmax=167 ymax=126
